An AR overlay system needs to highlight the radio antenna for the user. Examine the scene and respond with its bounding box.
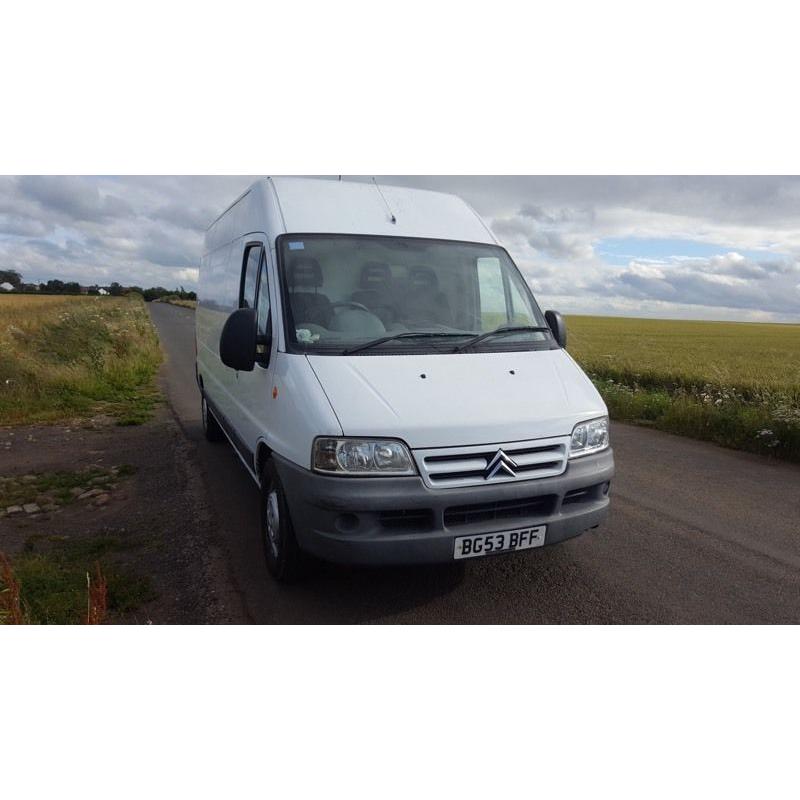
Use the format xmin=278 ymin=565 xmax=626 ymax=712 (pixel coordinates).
xmin=372 ymin=177 xmax=397 ymax=224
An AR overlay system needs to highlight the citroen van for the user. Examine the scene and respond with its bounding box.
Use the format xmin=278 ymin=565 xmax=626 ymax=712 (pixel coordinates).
xmin=196 ymin=177 xmax=614 ymax=581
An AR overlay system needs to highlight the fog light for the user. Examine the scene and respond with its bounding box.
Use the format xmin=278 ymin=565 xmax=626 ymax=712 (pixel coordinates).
xmin=335 ymin=513 xmax=360 ymax=533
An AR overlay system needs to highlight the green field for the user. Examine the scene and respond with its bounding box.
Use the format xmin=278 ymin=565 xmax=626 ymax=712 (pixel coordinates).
xmin=0 ymin=294 xmax=162 ymax=426
xmin=568 ymin=315 xmax=800 ymax=462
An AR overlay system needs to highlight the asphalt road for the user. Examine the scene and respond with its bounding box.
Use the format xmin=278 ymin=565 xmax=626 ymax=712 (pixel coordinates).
xmin=150 ymin=302 xmax=800 ymax=623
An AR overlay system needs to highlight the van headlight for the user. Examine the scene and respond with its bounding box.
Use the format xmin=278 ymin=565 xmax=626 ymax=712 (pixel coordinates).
xmin=569 ymin=417 xmax=610 ymax=458
xmin=312 ymin=437 xmax=417 ymax=475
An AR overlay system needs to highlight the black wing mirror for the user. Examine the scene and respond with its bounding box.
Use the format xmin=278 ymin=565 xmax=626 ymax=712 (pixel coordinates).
xmin=545 ymin=310 xmax=567 ymax=348
xmin=220 ymin=308 xmax=257 ymax=371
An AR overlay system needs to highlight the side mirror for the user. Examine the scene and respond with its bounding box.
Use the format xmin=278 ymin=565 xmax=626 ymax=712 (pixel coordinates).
xmin=220 ymin=308 xmax=257 ymax=371
xmin=545 ymin=310 xmax=567 ymax=348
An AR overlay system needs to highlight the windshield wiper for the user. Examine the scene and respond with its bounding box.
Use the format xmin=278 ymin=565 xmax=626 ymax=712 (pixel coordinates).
xmin=453 ymin=325 xmax=552 ymax=353
xmin=343 ymin=331 xmax=470 ymax=355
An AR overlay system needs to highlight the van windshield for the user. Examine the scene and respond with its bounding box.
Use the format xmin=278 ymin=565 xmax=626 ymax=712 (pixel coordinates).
xmin=278 ymin=235 xmax=553 ymax=354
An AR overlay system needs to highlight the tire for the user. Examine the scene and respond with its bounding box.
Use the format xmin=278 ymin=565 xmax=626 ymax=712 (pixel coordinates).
xmin=260 ymin=460 xmax=303 ymax=583
xmin=201 ymin=394 xmax=224 ymax=442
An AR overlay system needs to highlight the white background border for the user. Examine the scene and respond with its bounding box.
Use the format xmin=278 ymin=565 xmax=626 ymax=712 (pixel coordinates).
xmin=2 ymin=0 xmax=799 ymax=174
xmin=2 ymin=1 xmax=799 ymax=797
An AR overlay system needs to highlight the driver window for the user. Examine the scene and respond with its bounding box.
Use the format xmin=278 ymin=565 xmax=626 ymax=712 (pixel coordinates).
xmin=240 ymin=244 xmax=262 ymax=309
xmin=255 ymin=257 xmax=271 ymax=339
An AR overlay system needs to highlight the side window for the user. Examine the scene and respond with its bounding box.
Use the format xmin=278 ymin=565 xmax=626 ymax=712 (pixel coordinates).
xmin=240 ymin=244 xmax=262 ymax=308
xmin=255 ymin=258 xmax=271 ymax=339
xmin=477 ymin=257 xmax=506 ymax=330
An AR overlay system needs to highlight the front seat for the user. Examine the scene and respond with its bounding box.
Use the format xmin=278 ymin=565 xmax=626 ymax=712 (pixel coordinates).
xmin=287 ymin=256 xmax=332 ymax=328
xmin=351 ymin=261 xmax=398 ymax=327
xmin=402 ymin=266 xmax=452 ymax=326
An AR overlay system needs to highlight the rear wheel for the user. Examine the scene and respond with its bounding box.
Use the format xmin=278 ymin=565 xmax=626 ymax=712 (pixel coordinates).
xmin=260 ymin=460 xmax=303 ymax=582
xmin=201 ymin=394 xmax=224 ymax=442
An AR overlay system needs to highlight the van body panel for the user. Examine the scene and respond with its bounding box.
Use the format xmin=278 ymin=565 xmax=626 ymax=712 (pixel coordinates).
xmin=204 ymin=182 xmax=286 ymax=256
xmin=269 ymin=177 xmax=495 ymax=244
xmin=306 ymin=349 xmax=605 ymax=449
xmin=267 ymin=352 xmax=343 ymax=469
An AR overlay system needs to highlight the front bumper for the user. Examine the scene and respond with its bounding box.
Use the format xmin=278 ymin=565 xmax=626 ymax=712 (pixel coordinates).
xmin=274 ymin=449 xmax=614 ymax=566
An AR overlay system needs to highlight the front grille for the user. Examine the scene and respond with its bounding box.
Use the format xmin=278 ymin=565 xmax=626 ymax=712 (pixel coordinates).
xmin=379 ymin=508 xmax=434 ymax=531
xmin=414 ymin=436 xmax=569 ymax=488
xmin=444 ymin=495 xmax=557 ymax=528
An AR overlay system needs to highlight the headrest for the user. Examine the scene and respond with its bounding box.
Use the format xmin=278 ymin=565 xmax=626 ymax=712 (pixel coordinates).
xmin=408 ymin=265 xmax=438 ymax=290
xmin=288 ymin=256 xmax=323 ymax=290
xmin=360 ymin=261 xmax=391 ymax=290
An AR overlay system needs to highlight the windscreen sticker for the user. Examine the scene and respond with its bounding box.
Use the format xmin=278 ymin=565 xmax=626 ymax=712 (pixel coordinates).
xmin=288 ymin=241 xmax=305 ymax=250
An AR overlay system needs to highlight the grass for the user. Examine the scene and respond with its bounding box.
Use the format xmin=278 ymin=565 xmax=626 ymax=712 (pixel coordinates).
xmin=0 ymin=553 xmax=24 ymax=624
xmin=1 ymin=535 xmax=154 ymax=624
xmin=0 ymin=464 xmax=135 ymax=510
xmin=567 ymin=315 xmax=800 ymax=462
xmin=157 ymin=295 xmax=197 ymax=309
xmin=0 ymin=294 xmax=162 ymax=426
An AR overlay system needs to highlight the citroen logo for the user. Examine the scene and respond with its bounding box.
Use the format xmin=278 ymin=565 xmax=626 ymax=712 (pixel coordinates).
xmin=484 ymin=449 xmax=518 ymax=480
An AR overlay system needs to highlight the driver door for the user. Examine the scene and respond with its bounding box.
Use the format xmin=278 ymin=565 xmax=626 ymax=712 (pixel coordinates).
xmin=234 ymin=237 xmax=276 ymax=471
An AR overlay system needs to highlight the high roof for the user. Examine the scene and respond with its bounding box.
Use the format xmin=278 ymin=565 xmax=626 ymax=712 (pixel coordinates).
xmin=205 ymin=178 xmax=498 ymax=252
xmin=268 ymin=177 xmax=496 ymax=244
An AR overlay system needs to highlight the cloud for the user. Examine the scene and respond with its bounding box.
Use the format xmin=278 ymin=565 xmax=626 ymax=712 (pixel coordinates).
xmin=0 ymin=175 xmax=798 ymax=320
xmin=0 ymin=214 xmax=50 ymax=237
xmin=535 ymin=251 xmax=800 ymax=318
xmin=149 ymin=202 xmax=219 ymax=231
xmin=0 ymin=175 xmax=254 ymax=289
xmin=136 ymin=225 xmax=200 ymax=268
xmin=17 ymin=176 xmax=132 ymax=222
xmin=491 ymin=205 xmax=596 ymax=261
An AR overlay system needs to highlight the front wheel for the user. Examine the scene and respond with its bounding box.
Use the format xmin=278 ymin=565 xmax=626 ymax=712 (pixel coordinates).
xmin=260 ymin=460 xmax=303 ymax=582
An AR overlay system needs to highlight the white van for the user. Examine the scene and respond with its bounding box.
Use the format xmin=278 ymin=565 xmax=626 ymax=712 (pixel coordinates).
xmin=197 ymin=177 xmax=613 ymax=581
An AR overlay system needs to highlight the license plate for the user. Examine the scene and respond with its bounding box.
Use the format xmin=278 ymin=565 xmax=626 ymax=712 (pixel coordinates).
xmin=453 ymin=526 xmax=546 ymax=560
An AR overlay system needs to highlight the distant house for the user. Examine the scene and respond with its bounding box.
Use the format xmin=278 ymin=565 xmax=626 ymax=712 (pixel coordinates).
xmin=98 ymin=288 xmax=109 ymax=296
xmin=0 ymin=282 xmax=14 ymax=292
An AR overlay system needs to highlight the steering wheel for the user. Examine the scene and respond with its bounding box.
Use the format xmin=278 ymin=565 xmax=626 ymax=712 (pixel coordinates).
xmin=330 ymin=301 xmax=370 ymax=313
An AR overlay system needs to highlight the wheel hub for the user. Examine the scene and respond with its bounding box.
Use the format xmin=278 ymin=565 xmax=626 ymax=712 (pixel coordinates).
xmin=266 ymin=490 xmax=280 ymax=558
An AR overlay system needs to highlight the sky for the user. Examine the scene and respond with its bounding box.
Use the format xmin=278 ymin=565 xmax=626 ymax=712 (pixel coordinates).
xmin=0 ymin=175 xmax=798 ymax=322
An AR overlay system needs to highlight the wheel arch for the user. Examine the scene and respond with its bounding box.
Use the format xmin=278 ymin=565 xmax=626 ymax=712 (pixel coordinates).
xmin=256 ymin=440 xmax=273 ymax=481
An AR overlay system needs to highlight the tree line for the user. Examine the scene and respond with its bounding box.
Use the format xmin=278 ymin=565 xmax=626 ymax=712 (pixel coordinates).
xmin=0 ymin=270 xmax=197 ymax=302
